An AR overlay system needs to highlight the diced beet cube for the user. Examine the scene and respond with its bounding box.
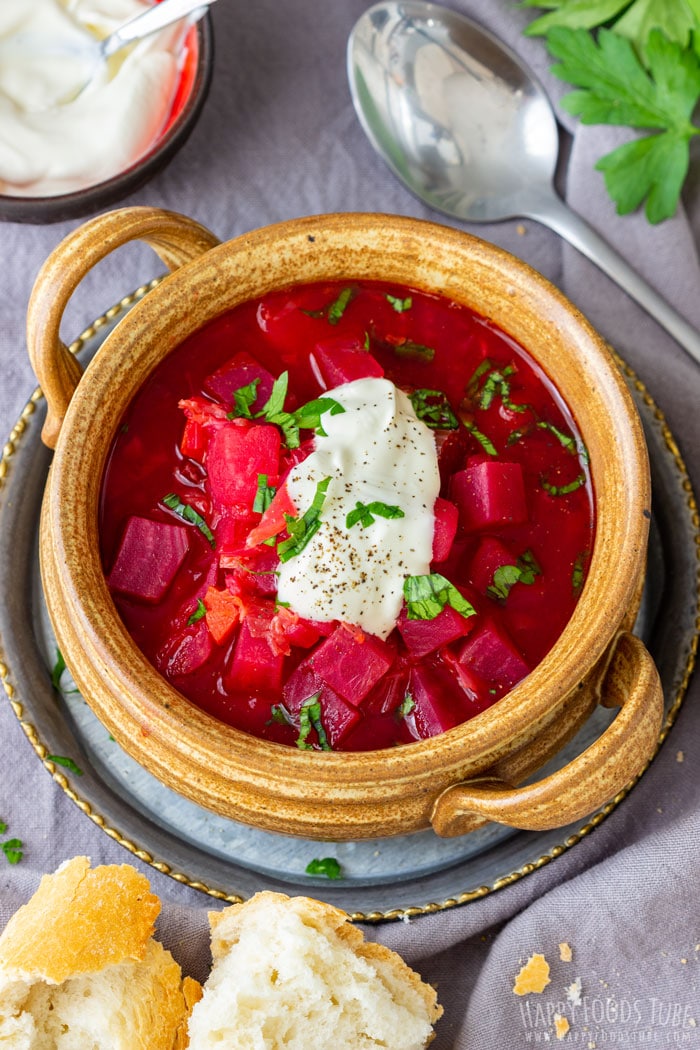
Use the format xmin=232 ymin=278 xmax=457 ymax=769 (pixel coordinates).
xmin=457 ymin=619 xmax=530 ymax=693
xmin=156 ymin=620 xmax=213 ymax=678
xmin=432 ymin=497 xmax=459 ymax=562
xmin=450 ymin=460 xmax=528 ymax=531
xmin=226 ymin=621 xmax=284 ymax=694
xmin=397 ymin=603 xmax=475 ymax=659
xmin=468 ymin=536 xmax=518 ymax=595
xmin=207 ymin=422 xmax=281 ymax=510
xmin=215 ymin=507 xmax=259 ymax=560
xmin=404 ymin=664 xmax=464 ymax=739
xmin=203 ymin=351 xmax=275 ymax=412
xmin=282 ymin=664 xmax=361 ymax=747
xmin=180 ymin=419 xmax=209 ymax=463
xmin=363 ymin=670 xmax=411 ymax=716
xmin=311 ymin=336 xmax=384 ymax=388
xmin=434 ymin=426 xmax=469 ymax=487
xmin=224 ymin=546 xmax=280 ymax=598
xmin=309 ymin=625 xmax=395 ymax=705
xmin=107 ymin=516 xmax=189 ymax=603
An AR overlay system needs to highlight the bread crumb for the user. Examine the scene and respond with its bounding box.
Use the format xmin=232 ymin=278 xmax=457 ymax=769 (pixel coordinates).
xmin=516 ymin=223 xmax=527 ymax=235
xmin=566 ymin=978 xmax=582 ymax=1006
xmin=676 ymin=750 xmax=684 ymax=762
xmin=588 ymin=1042 xmax=596 ymax=1049
xmin=688 ymin=1019 xmax=697 ymax=1028
xmin=559 ymin=942 xmax=573 ymax=962
xmin=681 ymin=958 xmax=687 ymax=964
xmin=554 ymin=1014 xmax=570 ymax=1040
xmin=513 ymin=953 xmax=551 ymax=995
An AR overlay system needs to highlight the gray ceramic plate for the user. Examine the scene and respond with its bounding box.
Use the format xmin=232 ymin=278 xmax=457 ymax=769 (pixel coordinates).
xmin=0 ymin=285 xmax=696 ymax=921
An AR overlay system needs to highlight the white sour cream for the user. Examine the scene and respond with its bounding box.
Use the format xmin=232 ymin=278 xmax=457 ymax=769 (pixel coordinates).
xmin=0 ymin=0 xmax=184 ymax=196
xmin=276 ymin=377 xmax=441 ymax=640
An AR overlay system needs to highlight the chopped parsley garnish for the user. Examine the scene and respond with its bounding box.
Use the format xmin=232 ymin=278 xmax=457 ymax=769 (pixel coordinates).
xmin=162 ymin=493 xmax=215 ymax=548
xmin=487 ymin=550 xmax=542 ymax=602
xmin=572 ymin=551 xmax=590 ymax=595
xmin=277 ymin=477 xmax=331 ymax=562
xmin=269 ymin=702 xmax=294 ymax=726
xmin=471 ymin=362 xmax=528 ymax=414
xmin=2 ymin=838 xmax=23 ymax=865
xmin=346 ymin=500 xmax=405 ymax=530
xmin=47 ymin=754 xmax=84 ymax=776
xmin=305 ymin=857 xmax=342 ymax=879
xmin=386 ymin=293 xmax=413 ymax=313
xmin=296 ymin=693 xmax=332 ymax=751
xmin=462 ymin=419 xmax=498 ymax=456
xmin=408 ymin=389 xmax=459 ymax=430
xmin=229 ymin=372 xmax=344 ymax=449
xmin=536 ymin=421 xmax=590 ymax=464
xmin=541 ymin=473 xmax=587 ymax=497
xmin=253 ymin=473 xmax=277 ymax=514
xmin=303 ymin=286 xmax=356 ymax=324
xmin=391 ymin=338 xmax=435 ymax=362
xmin=51 ymin=649 xmax=67 ymax=690
xmin=397 ymin=693 xmax=415 ymax=718
xmin=187 ymin=599 xmax=207 ymax=625
xmin=404 ymin=573 xmax=476 ymax=621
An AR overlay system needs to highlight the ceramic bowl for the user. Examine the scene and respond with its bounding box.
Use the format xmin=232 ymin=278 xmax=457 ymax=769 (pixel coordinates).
xmin=0 ymin=17 xmax=213 ymax=225
xmin=28 ymin=207 xmax=664 ymax=841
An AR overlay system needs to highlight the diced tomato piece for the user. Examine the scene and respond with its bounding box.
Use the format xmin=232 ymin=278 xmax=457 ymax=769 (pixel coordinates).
xmin=203 ymin=351 xmax=276 ymax=411
xmin=156 ymin=620 xmax=213 ymax=678
xmin=108 ymin=516 xmax=189 ymax=603
xmin=178 ymin=395 xmax=229 ymax=426
xmin=180 ymin=419 xmax=209 ymax=463
xmin=311 ymin=336 xmax=384 ymax=388
xmin=226 ymin=620 xmax=284 ymax=694
xmin=468 ymin=536 xmax=518 ymax=595
xmin=397 ymin=603 xmax=475 ymax=659
xmin=457 ymin=619 xmax=530 ymax=693
xmin=450 ymin=460 xmax=528 ymax=531
xmin=432 ymin=497 xmax=459 ymax=562
xmin=207 ymin=422 xmax=282 ymax=511
xmin=309 ymin=625 xmax=395 ymax=705
xmin=403 ymin=663 xmax=464 ymax=740
xmin=246 ymin=482 xmax=297 ymax=547
xmin=282 ymin=664 xmax=361 ymax=747
xmin=203 ymin=586 xmax=243 ymax=645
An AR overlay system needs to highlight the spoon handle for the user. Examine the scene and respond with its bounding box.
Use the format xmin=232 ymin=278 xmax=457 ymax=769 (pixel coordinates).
xmin=525 ymin=190 xmax=700 ymax=367
xmin=102 ymin=0 xmax=217 ymax=59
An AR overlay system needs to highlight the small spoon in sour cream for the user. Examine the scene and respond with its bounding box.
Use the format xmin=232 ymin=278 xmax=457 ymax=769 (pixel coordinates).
xmin=3 ymin=0 xmax=218 ymax=109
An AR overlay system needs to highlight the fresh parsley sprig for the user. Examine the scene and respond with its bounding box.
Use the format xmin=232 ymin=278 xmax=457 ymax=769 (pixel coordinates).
xmin=229 ymin=372 xmax=345 ymax=449
xmin=404 ymin=573 xmax=476 ymax=621
xmin=277 ymin=477 xmax=331 ymax=562
xmin=521 ymin=3 xmax=700 ymax=222
xmin=162 ymin=493 xmax=215 ymax=548
xmin=0 ymin=820 xmax=23 ymax=865
xmin=346 ymin=500 xmax=405 ymax=529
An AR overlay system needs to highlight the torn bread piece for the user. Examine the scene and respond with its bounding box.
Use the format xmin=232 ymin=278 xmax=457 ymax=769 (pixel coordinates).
xmin=187 ymin=891 xmax=442 ymax=1050
xmin=0 ymin=856 xmax=200 ymax=1050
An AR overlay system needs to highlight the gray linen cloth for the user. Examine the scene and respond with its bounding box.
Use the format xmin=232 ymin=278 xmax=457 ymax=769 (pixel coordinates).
xmin=1 ymin=2 xmax=699 ymax=1047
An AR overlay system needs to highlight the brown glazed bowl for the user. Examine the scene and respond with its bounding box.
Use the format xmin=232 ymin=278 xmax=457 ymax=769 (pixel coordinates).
xmin=28 ymin=206 xmax=664 ymax=841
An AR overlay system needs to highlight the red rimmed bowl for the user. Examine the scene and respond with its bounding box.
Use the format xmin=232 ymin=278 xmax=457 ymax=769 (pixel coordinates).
xmin=0 ymin=13 xmax=213 ymax=225
xmin=28 ymin=206 xmax=664 ymax=840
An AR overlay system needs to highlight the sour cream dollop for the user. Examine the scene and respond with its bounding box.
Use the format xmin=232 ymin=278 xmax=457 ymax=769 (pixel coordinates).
xmin=276 ymin=377 xmax=441 ymax=640
xmin=0 ymin=0 xmax=183 ymax=197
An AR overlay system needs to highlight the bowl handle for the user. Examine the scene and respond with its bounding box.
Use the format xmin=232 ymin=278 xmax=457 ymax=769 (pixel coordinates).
xmin=430 ymin=631 xmax=664 ymax=837
xmin=26 ymin=206 xmax=221 ymax=449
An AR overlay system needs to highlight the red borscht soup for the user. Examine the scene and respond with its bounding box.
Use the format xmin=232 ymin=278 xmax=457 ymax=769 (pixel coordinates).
xmin=99 ymin=280 xmax=595 ymax=751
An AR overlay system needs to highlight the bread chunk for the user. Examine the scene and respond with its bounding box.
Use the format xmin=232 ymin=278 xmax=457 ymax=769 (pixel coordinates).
xmin=187 ymin=891 xmax=442 ymax=1050
xmin=0 ymin=857 xmax=199 ymax=1050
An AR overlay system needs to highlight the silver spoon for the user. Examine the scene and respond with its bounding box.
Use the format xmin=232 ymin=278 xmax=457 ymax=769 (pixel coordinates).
xmin=347 ymin=0 xmax=700 ymax=365
xmin=4 ymin=0 xmax=217 ymax=107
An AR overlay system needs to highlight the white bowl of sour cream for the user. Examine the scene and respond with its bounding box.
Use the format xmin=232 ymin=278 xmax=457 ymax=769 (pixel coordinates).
xmin=0 ymin=0 xmax=213 ymax=223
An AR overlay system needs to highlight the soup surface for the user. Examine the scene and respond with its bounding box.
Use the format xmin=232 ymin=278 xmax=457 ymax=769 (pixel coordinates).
xmin=100 ymin=280 xmax=595 ymax=751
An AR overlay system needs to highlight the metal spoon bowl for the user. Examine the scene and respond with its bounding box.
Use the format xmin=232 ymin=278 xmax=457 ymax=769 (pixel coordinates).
xmin=347 ymin=1 xmax=700 ymax=365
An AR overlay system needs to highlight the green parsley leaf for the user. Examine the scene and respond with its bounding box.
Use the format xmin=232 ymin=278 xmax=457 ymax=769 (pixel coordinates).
xmin=391 ymin=339 xmax=435 ymax=362
xmin=462 ymin=419 xmax=498 ymax=456
xmin=346 ymin=501 xmax=405 ymax=529
xmin=403 ymin=573 xmax=476 ymax=621
xmin=546 ymin=26 xmax=700 ymax=222
xmin=268 ymin=702 xmax=294 ymax=726
xmin=258 ymin=371 xmax=289 ymax=418
xmin=397 ymin=693 xmax=415 ymax=717
xmin=2 ymin=839 xmax=23 ymax=865
xmin=51 ymin=649 xmax=67 ymax=690
xmin=305 ymin=857 xmax=342 ymax=879
xmin=253 ymin=473 xmax=277 ymax=514
xmin=162 ymin=493 xmax=215 ymax=548
xmin=386 ymin=293 xmax=413 ymax=312
xmin=541 ymin=472 xmax=588 ymax=496
xmin=523 ymin=0 xmax=630 ymax=37
xmin=487 ymin=550 xmax=542 ymax=601
xmin=296 ymin=693 xmax=332 ymax=751
xmin=187 ymin=599 xmax=207 ymax=625
xmin=0 ymin=820 xmax=6 ymax=835
xmin=572 ymin=550 xmax=590 ymax=594
xmin=47 ymin=754 xmax=84 ymax=776
xmin=228 ymin=378 xmax=260 ymax=419
xmin=277 ymin=477 xmax=331 ymax=562
xmin=408 ymin=389 xmax=459 ymax=430
xmin=293 ymin=397 xmax=345 ymax=437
